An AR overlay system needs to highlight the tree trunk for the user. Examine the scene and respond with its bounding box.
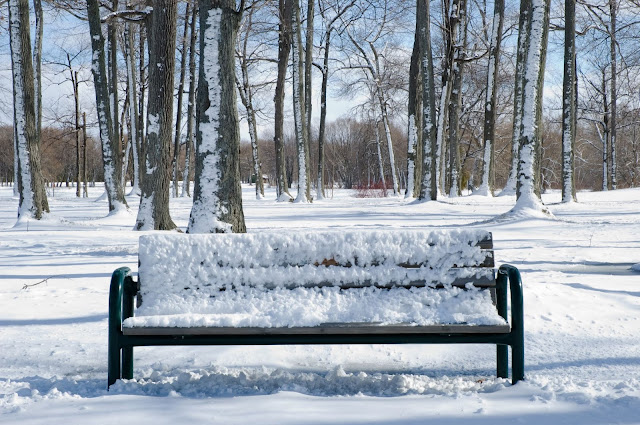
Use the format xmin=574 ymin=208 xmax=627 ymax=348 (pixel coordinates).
xmin=274 ymin=0 xmax=293 ymax=201
xmin=609 ymin=0 xmax=617 ymax=190
xmin=108 ymin=0 xmax=120 ymax=178
xmin=9 ymin=0 xmax=49 ymax=220
xmin=33 ymin=0 xmax=43 ymax=145
xmin=135 ymin=0 xmax=178 ymax=230
xmin=446 ymin=0 xmax=468 ymax=198
xmin=305 ymin=0 xmax=314 ymax=154
xmin=83 ymin=112 xmax=88 ymax=197
xmin=514 ymin=0 xmax=550 ymax=211
xmin=418 ymin=0 xmax=437 ymax=201
xmin=292 ymin=0 xmax=311 ymax=203
xmin=172 ymin=1 xmax=192 ymax=198
xmin=124 ymin=20 xmax=141 ymax=195
xmin=237 ymin=7 xmax=264 ymax=200
xmin=316 ymin=28 xmax=330 ymax=200
xmin=86 ymin=0 xmax=128 ymax=213
xmin=406 ymin=30 xmax=421 ymax=199
xmin=182 ymin=3 xmax=198 ymax=198
xmin=187 ymin=0 xmax=246 ymax=233
xmin=561 ymin=0 xmax=577 ymax=203
xmin=478 ymin=0 xmax=504 ymax=196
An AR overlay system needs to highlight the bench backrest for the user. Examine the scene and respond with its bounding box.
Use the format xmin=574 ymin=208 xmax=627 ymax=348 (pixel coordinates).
xmin=137 ymin=230 xmax=495 ymax=307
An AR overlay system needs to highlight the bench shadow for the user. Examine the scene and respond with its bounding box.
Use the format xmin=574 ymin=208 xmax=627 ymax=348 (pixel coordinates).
xmin=0 ymin=314 xmax=107 ymax=326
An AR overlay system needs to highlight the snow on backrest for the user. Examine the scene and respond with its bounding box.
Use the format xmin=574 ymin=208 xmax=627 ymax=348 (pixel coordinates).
xmin=137 ymin=230 xmax=494 ymax=304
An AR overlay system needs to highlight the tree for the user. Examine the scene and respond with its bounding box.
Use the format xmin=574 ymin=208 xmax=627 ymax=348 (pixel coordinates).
xmin=273 ymin=0 xmax=294 ymax=201
xmin=292 ymin=0 xmax=311 ymax=202
xmin=513 ymin=0 xmax=551 ymax=212
xmin=86 ymin=0 xmax=128 ymax=213
xmin=562 ymin=0 xmax=577 ymax=203
xmin=182 ymin=3 xmax=198 ymax=197
xmin=9 ymin=0 xmax=49 ymax=220
xmin=135 ymin=0 xmax=178 ymax=230
xmin=417 ymin=0 xmax=437 ymax=201
xmin=477 ymin=0 xmax=504 ymax=196
xmin=187 ymin=0 xmax=246 ymax=233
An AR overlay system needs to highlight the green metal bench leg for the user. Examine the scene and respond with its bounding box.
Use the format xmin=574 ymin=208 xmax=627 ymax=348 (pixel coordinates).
xmin=108 ymin=267 xmax=131 ymax=389
xmin=497 ymin=344 xmax=508 ymax=379
xmin=122 ymin=347 xmax=134 ymax=379
xmin=512 ymin=339 xmax=524 ymax=384
xmin=500 ymin=264 xmax=525 ymax=384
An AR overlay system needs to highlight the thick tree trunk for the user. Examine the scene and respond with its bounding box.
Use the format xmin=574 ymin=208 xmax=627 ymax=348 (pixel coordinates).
xmin=182 ymin=4 xmax=198 ymax=198
xmin=9 ymin=0 xmax=49 ymax=220
xmin=274 ymin=0 xmax=293 ymax=201
xmin=561 ymin=0 xmax=577 ymax=203
xmin=187 ymin=0 xmax=246 ymax=233
xmin=135 ymin=0 xmax=178 ymax=230
xmin=514 ymin=0 xmax=550 ymax=211
xmin=108 ymin=0 xmax=120 ymax=176
xmin=417 ymin=0 xmax=437 ymax=201
xmin=478 ymin=0 xmax=504 ymax=197
xmin=86 ymin=0 xmax=128 ymax=213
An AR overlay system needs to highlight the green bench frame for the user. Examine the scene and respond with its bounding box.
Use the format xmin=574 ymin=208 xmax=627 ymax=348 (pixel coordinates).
xmin=107 ymin=262 xmax=524 ymax=389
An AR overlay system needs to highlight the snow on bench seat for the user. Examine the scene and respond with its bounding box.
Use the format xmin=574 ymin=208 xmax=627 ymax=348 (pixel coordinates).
xmin=123 ymin=230 xmax=506 ymax=330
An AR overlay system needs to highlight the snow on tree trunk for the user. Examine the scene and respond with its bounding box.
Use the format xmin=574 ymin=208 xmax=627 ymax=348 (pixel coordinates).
xmin=187 ymin=1 xmax=246 ymax=234
xmin=417 ymin=0 xmax=437 ymax=201
xmin=135 ymin=0 xmax=178 ymax=231
xmin=499 ymin=4 xmax=528 ymax=198
xmin=292 ymin=0 xmax=311 ymax=203
xmin=9 ymin=0 xmax=49 ymax=221
xmin=477 ymin=0 xmax=504 ymax=197
xmin=33 ymin=0 xmax=43 ymax=145
xmin=513 ymin=0 xmax=550 ymax=214
xmin=406 ymin=30 xmax=420 ymax=199
xmin=561 ymin=0 xmax=577 ymax=203
xmin=86 ymin=0 xmax=127 ymax=214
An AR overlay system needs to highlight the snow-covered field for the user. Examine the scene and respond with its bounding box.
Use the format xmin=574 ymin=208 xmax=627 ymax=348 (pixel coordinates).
xmin=1 ymin=184 xmax=639 ymax=424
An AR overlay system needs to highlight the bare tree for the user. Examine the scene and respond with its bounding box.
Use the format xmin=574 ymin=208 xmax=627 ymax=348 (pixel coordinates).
xmin=9 ymin=0 xmax=49 ymax=220
xmin=86 ymin=0 xmax=128 ymax=213
xmin=187 ymin=0 xmax=246 ymax=233
xmin=562 ymin=0 xmax=577 ymax=202
xmin=135 ymin=0 xmax=178 ymax=230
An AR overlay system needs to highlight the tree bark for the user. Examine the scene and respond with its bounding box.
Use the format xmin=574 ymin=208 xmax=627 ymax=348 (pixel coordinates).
xmin=478 ymin=0 xmax=504 ymax=196
xmin=514 ymin=0 xmax=550 ymax=210
xmin=124 ymin=19 xmax=141 ymax=195
xmin=187 ymin=0 xmax=246 ymax=233
xmin=292 ymin=0 xmax=311 ymax=203
xmin=609 ymin=0 xmax=617 ymax=190
xmin=33 ymin=0 xmax=43 ymax=145
xmin=9 ymin=0 xmax=49 ymax=220
xmin=172 ymin=1 xmax=192 ymax=198
xmin=417 ymin=0 xmax=437 ymax=201
xmin=304 ymin=0 xmax=314 ymax=155
xmin=135 ymin=0 xmax=178 ymax=230
xmin=182 ymin=3 xmax=198 ymax=197
xmin=406 ymin=30 xmax=421 ymax=199
xmin=274 ymin=0 xmax=293 ymax=201
xmin=86 ymin=0 xmax=128 ymax=213
xmin=561 ymin=0 xmax=577 ymax=203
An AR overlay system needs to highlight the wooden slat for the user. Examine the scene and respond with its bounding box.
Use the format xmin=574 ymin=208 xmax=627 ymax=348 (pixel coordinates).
xmin=123 ymin=322 xmax=511 ymax=336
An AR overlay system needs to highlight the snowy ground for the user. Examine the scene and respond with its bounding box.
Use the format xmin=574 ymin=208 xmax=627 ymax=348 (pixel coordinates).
xmin=1 ymin=184 xmax=639 ymax=424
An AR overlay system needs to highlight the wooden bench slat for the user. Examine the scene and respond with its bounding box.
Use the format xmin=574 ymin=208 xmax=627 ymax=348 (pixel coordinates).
xmin=123 ymin=323 xmax=511 ymax=336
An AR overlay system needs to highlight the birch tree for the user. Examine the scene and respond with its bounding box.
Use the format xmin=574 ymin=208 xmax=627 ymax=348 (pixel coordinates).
xmin=9 ymin=0 xmax=49 ymax=220
xmin=86 ymin=0 xmax=128 ymax=213
xmin=135 ymin=0 xmax=178 ymax=230
xmin=187 ymin=0 xmax=246 ymax=233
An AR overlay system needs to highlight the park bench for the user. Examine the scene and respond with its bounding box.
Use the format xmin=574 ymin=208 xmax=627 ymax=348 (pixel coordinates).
xmin=107 ymin=230 xmax=524 ymax=388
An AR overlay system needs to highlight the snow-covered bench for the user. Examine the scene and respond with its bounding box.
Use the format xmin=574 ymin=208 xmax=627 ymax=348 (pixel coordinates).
xmin=108 ymin=230 xmax=524 ymax=388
